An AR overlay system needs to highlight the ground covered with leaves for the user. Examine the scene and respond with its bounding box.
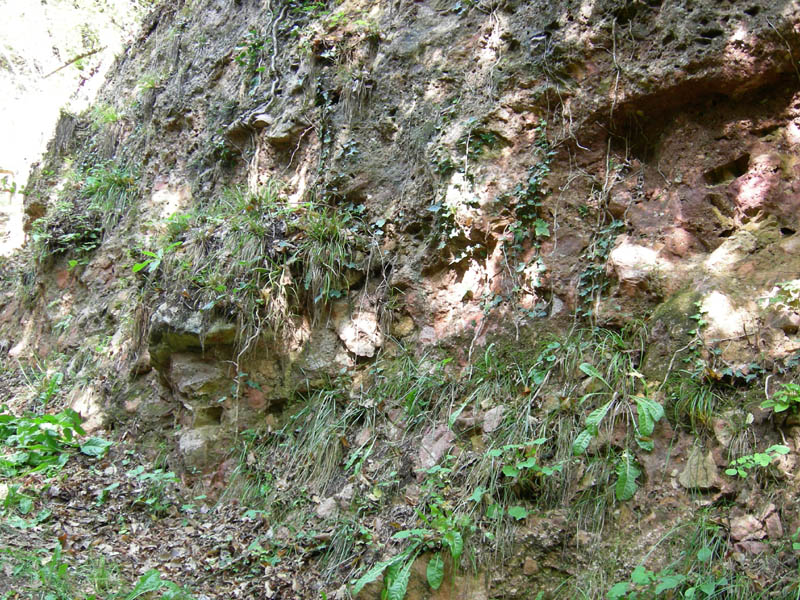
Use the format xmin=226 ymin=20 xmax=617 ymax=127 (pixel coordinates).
xmin=0 ymin=414 xmax=334 ymax=599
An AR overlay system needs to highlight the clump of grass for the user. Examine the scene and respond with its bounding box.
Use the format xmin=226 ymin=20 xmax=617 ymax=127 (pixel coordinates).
xmin=30 ymin=160 xmax=138 ymax=262
xmin=151 ymin=183 xmax=372 ymax=356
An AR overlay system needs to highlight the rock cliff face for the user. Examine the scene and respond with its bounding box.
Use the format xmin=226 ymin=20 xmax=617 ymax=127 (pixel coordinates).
xmin=6 ymin=0 xmax=800 ymax=597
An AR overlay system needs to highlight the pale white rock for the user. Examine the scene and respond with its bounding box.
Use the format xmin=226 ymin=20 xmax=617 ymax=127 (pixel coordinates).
xmin=482 ymin=406 xmax=505 ymax=434
xmin=315 ymin=497 xmax=338 ymax=519
xmin=678 ymin=449 xmax=721 ymax=490
xmin=332 ymin=302 xmax=383 ymax=357
xmin=416 ymin=425 xmax=455 ymax=473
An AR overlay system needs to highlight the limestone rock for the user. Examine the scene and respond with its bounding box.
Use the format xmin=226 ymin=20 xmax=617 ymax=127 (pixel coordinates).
xmin=390 ymin=315 xmax=415 ymax=338
xmin=335 ymin=484 xmax=355 ymax=509
xmin=523 ymin=557 xmax=538 ymax=576
xmin=149 ymin=302 xmax=236 ymax=367
xmin=734 ymin=541 xmax=768 ymax=555
xmin=179 ymin=425 xmax=224 ymax=469
xmin=482 ymin=406 xmax=505 ymax=434
xmin=332 ymin=302 xmax=383 ymax=358
xmin=315 ymin=497 xmax=338 ymax=519
xmin=679 ymin=449 xmax=721 ymax=490
xmin=169 ymin=353 xmax=226 ymax=396
xmin=416 ymin=426 xmax=455 ymax=474
xmin=607 ymin=235 xmax=664 ymax=292
xmin=300 ymin=326 xmax=353 ymax=380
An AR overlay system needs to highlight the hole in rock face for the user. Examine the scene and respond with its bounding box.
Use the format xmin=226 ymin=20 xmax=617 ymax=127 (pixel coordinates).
xmin=781 ymin=227 xmax=796 ymax=236
xmin=744 ymin=6 xmax=760 ymax=16
xmin=196 ymin=406 xmax=223 ymax=426
xmin=662 ymin=31 xmax=676 ymax=44
xmin=703 ymin=154 xmax=750 ymax=184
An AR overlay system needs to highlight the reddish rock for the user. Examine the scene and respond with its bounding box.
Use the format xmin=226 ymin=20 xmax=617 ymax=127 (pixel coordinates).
xmin=765 ymin=512 xmax=784 ymax=540
xmin=730 ymin=514 xmax=765 ymax=541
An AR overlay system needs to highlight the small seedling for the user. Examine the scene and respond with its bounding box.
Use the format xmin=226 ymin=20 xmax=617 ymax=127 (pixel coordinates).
xmin=725 ymin=445 xmax=789 ymax=478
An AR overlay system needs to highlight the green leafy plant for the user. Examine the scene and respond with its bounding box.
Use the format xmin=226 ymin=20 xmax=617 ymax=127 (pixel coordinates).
xmin=132 ymin=241 xmax=182 ymax=275
xmin=0 ymin=407 xmax=111 ymax=476
xmin=761 ymin=382 xmax=800 ymax=414
xmin=126 ymin=466 xmax=180 ymax=515
xmin=30 ymin=161 xmax=138 ymax=262
xmin=571 ymin=362 xmax=664 ymax=456
xmin=235 ymin=28 xmax=270 ymax=92
xmin=725 ymin=444 xmax=789 ymax=478
xmin=123 ymin=569 xmax=194 ymax=600
xmin=350 ymin=495 xmax=469 ymax=597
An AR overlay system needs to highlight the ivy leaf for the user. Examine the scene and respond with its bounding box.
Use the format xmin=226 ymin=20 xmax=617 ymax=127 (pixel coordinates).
xmin=534 ymin=219 xmax=550 ymax=238
xmin=426 ymin=553 xmax=444 ymax=590
xmin=615 ymin=452 xmax=640 ymax=501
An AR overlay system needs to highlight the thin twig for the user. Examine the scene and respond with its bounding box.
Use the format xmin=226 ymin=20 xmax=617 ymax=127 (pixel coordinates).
xmin=43 ymin=47 xmax=105 ymax=78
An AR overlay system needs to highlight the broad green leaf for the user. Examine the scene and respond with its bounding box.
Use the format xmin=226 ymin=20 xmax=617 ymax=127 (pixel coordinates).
xmin=132 ymin=261 xmax=151 ymax=273
xmin=486 ymin=503 xmax=503 ymax=519
xmin=699 ymin=576 xmax=718 ymax=595
xmin=469 ymin=486 xmax=485 ymax=503
xmin=517 ymin=457 xmax=538 ymax=469
xmin=124 ymin=570 xmax=164 ymax=600
xmin=753 ymin=453 xmax=771 ymax=467
xmin=17 ymin=497 xmax=33 ymax=515
xmin=534 ymin=219 xmax=550 ymax=238
xmin=351 ymin=552 xmax=408 ymax=595
xmin=615 ymin=452 xmax=640 ymax=501
xmin=443 ymin=530 xmax=462 ymax=565
xmin=696 ymin=546 xmax=712 ymax=562
xmin=654 ymin=574 xmax=685 ymax=593
xmin=502 ymin=465 xmax=519 ymax=478
xmin=392 ymin=528 xmax=430 ymax=540
xmin=80 ymin=437 xmax=112 ymax=457
xmin=572 ymin=429 xmax=593 ymax=456
xmin=507 ymin=506 xmax=529 ymax=520
xmin=426 ymin=553 xmax=444 ymax=590
xmin=630 ymin=566 xmax=652 ymax=585
xmin=607 ymin=582 xmax=629 ymax=600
